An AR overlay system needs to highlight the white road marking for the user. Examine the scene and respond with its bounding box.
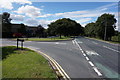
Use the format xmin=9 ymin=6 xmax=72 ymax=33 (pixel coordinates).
xmin=77 ymin=41 xmax=83 ymax=43
xmin=74 ymin=39 xmax=103 ymax=76
xmin=72 ymin=40 xmax=75 ymax=45
xmin=92 ymin=41 xmax=98 ymax=44
xmin=93 ymin=67 xmax=102 ymax=76
xmin=86 ymin=51 xmax=99 ymax=56
xmin=83 ymin=53 xmax=86 ymax=57
xmin=103 ymin=46 xmax=119 ymax=53
xmin=88 ymin=61 xmax=94 ymax=67
xmin=28 ymin=46 xmax=40 ymax=50
xmin=85 ymin=56 xmax=89 ymax=61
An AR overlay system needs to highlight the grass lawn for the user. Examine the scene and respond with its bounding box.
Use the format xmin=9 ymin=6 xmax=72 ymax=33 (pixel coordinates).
xmin=2 ymin=46 xmax=56 ymax=78
xmin=12 ymin=36 xmax=72 ymax=41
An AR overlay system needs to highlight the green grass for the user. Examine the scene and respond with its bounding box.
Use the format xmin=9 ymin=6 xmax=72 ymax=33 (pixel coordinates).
xmin=12 ymin=36 xmax=72 ymax=41
xmin=2 ymin=46 xmax=56 ymax=78
xmin=86 ymin=37 xmax=119 ymax=44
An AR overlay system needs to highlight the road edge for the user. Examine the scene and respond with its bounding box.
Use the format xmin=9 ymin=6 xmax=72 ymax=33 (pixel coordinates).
xmin=1 ymin=44 xmax=71 ymax=80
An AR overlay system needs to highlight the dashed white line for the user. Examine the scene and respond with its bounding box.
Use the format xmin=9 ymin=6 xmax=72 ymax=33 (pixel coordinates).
xmin=85 ymin=56 xmax=89 ymax=61
xmin=93 ymin=67 xmax=102 ymax=76
xmin=74 ymin=39 xmax=103 ymax=77
xmin=83 ymin=53 xmax=87 ymax=57
xmin=103 ymin=46 xmax=119 ymax=53
xmin=88 ymin=61 xmax=94 ymax=67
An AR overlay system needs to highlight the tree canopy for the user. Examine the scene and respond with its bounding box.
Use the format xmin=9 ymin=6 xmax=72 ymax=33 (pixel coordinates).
xmin=84 ymin=13 xmax=117 ymax=41
xmin=95 ymin=13 xmax=117 ymax=40
xmin=48 ymin=18 xmax=83 ymax=38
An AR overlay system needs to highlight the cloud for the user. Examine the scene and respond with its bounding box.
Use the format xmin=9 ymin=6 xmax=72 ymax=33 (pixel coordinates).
xmin=25 ymin=19 xmax=39 ymax=26
xmin=0 ymin=0 xmax=32 ymax=9
xmin=10 ymin=14 xmax=25 ymax=21
xmin=76 ymin=18 xmax=92 ymax=24
xmin=14 ymin=5 xmax=42 ymax=18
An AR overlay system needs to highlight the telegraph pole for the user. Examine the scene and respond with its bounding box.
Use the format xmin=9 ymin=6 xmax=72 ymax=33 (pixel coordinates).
xmin=104 ymin=17 xmax=107 ymax=41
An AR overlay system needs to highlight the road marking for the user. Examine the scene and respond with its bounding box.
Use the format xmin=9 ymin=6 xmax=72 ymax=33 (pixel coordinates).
xmin=28 ymin=46 xmax=40 ymax=50
xmin=74 ymin=39 xmax=102 ymax=77
xmin=83 ymin=53 xmax=86 ymax=57
xmin=86 ymin=51 xmax=99 ymax=56
xmin=103 ymin=46 xmax=119 ymax=53
xmin=72 ymin=40 xmax=75 ymax=45
xmin=77 ymin=41 xmax=83 ymax=43
xmin=85 ymin=56 xmax=89 ymax=61
xmin=93 ymin=67 xmax=102 ymax=76
xmin=92 ymin=41 xmax=98 ymax=44
xmin=88 ymin=61 xmax=94 ymax=67
xmin=22 ymin=45 xmax=71 ymax=80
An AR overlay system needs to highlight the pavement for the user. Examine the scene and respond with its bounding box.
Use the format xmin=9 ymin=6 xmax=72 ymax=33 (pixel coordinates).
xmin=1 ymin=37 xmax=119 ymax=80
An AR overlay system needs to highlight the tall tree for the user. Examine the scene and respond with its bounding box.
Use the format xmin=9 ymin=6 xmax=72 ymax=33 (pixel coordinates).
xmin=18 ymin=23 xmax=27 ymax=35
xmin=48 ymin=18 xmax=83 ymax=38
xmin=96 ymin=13 xmax=116 ymax=40
xmin=85 ymin=22 xmax=96 ymax=37
xmin=2 ymin=12 xmax=12 ymax=38
xmin=36 ymin=25 xmax=45 ymax=38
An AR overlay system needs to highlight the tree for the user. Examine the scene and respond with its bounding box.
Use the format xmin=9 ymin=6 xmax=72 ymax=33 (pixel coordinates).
xmin=84 ymin=22 xmax=96 ymax=37
xmin=36 ymin=25 xmax=45 ymax=38
xmin=48 ymin=18 xmax=83 ymax=38
xmin=2 ymin=12 xmax=12 ymax=38
xmin=95 ymin=13 xmax=117 ymax=40
xmin=18 ymin=23 xmax=27 ymax=36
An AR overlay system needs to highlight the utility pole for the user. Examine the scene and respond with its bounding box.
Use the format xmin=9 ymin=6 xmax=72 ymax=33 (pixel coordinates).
xmin=104 ymin=17 xmax=107 ymax=41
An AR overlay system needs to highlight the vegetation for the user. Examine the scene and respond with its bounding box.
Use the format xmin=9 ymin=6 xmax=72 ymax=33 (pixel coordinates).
xmin=2 ymin=12 xmax=12 ymax=38
xmin=47 ymin=18 xmax=84 ymax=38
xmin=84 ymin=13 xmax=117 ymax=41
xmin=12 ymin=36 xmax=72 ymax=41
xmin=2 ymin=46 xmax=56 ymax=78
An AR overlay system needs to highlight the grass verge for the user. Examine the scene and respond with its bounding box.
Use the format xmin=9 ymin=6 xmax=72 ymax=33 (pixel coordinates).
xmin=86 ymin=37 xmax=119 ymax=44
xmin=11 ymin=36 xmax=72 ymax=41
xmin=2 ymin=46 xmax=56 ymax=78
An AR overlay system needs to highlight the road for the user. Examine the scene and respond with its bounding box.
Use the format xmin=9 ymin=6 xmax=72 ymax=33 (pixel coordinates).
xmin=1 ymin=37 xmax=119 ymax=80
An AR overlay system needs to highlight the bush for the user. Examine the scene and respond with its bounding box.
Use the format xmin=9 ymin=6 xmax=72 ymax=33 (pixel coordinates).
xmin=111 ymin=36 xmax=119 ymax=42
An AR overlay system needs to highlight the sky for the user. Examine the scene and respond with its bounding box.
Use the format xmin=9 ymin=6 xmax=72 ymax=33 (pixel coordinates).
xmin=0 ymin=0 xmax=119 ymax=30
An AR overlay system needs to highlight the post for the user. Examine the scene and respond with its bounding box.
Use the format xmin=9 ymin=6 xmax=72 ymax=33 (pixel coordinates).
xmin=17 ymin=38 xmax=19 ymax=49
xmin=104 ymin=25 xmax=107 ymax=40
xmin=21 ymin=41 xmax=23 ymax=50
xmin=104 ymin=17 xmax=107 ymax=41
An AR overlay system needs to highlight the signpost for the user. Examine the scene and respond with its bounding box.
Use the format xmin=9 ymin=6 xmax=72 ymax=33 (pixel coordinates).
xmin=17 ymin=38 xmax=24 ymax=50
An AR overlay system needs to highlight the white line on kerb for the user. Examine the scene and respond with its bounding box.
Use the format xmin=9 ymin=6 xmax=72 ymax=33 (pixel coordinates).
xmin=93 ymin=67 xmax=102 ymax=76
xmin=103 ymin=46 xmax=119 ymax=53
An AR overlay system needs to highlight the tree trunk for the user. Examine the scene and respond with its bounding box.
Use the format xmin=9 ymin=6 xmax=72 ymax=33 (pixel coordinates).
xmin=59 ymin=34 xmax=61 ymax=39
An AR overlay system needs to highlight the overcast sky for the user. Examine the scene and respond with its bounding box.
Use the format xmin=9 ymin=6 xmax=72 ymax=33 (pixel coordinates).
xmin=0 ymin=0 xmax=118 ymax=30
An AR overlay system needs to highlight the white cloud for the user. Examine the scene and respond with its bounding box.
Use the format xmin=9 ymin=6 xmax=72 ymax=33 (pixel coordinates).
xmin=55 ymin=11 xmax=88 ymax=17
xmin=76 ymin=18 xmax=92 ymax=24
xmin=14 ymin=5 xmax=42 ymax=18
xmin=0 ymin=0 xmax=32 ymax=9
xmin=25 ymin=19 xmax=39 ymax=26
xmin=10 ymin=14 xmax=25 ymax=21
xmin=39 ymin=14 xmax=52 ymax=17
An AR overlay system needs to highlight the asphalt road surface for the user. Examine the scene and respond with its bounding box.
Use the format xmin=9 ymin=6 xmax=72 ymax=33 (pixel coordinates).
xmin=1 ymin=37 xmax=119 ymax=80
